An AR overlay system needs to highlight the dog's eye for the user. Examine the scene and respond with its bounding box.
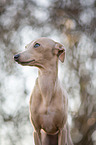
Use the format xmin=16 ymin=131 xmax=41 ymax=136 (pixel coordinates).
xmin=34 ymin=43 xmax=40 ymax=48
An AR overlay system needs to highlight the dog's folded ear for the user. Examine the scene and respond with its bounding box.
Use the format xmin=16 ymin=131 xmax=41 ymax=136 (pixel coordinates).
xmin=53 ymin=42 xmax=65 ymax=62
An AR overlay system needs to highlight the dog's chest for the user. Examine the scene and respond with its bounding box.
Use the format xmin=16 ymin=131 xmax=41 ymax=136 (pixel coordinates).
xmin=29 ymin=79 xmax=67 ymax=133
xmin=40 ymin=106 xmax=64 ymax=133
xmin=30 ymin=99 xmax=65 ymax=134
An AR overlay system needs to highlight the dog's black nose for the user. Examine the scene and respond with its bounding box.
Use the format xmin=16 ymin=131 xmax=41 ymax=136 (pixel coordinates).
xmin=14 ymin=54 xmax=20 ymax=61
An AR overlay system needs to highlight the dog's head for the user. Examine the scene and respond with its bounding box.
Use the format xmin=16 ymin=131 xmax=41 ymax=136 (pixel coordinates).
xmin=14 ymin=37 xmax=65 ymax=69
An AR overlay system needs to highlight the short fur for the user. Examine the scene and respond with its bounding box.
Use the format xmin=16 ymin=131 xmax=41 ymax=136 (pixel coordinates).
xmin=14 ymin=37 xmax=73 ymax=145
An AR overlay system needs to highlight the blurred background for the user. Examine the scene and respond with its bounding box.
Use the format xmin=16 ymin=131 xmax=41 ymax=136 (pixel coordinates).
xmin=0 ymin=0 xmax=96 ymax=145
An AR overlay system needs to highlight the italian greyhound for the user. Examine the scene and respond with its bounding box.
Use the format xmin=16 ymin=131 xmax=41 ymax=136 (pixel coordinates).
xmin=14 ymin=37 xmax=73 ymax=145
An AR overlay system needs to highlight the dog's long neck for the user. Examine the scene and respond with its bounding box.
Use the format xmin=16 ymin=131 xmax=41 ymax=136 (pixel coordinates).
xmin=38 ymin=61 xmax=58 ymax=106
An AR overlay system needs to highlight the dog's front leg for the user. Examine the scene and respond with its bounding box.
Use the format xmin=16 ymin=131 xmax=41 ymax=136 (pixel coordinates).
xmin=58 ymin=127 xmax=68 ymax=145
xmin=34 ymin=131 xmax=42 ymax=145
xmin=66 ymin=124 xmax=74 ymax=145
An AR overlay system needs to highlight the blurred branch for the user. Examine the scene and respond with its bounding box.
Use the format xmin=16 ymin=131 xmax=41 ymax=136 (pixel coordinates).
xmin=76 ymin=122 xmax=96 ymax=145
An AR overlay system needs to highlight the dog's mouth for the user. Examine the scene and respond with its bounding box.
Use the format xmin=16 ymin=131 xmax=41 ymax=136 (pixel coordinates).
xmin=16 ymin=59 xmax=45 ymax=69
xmin=19 ymin=59 xmax=35 ymax=65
